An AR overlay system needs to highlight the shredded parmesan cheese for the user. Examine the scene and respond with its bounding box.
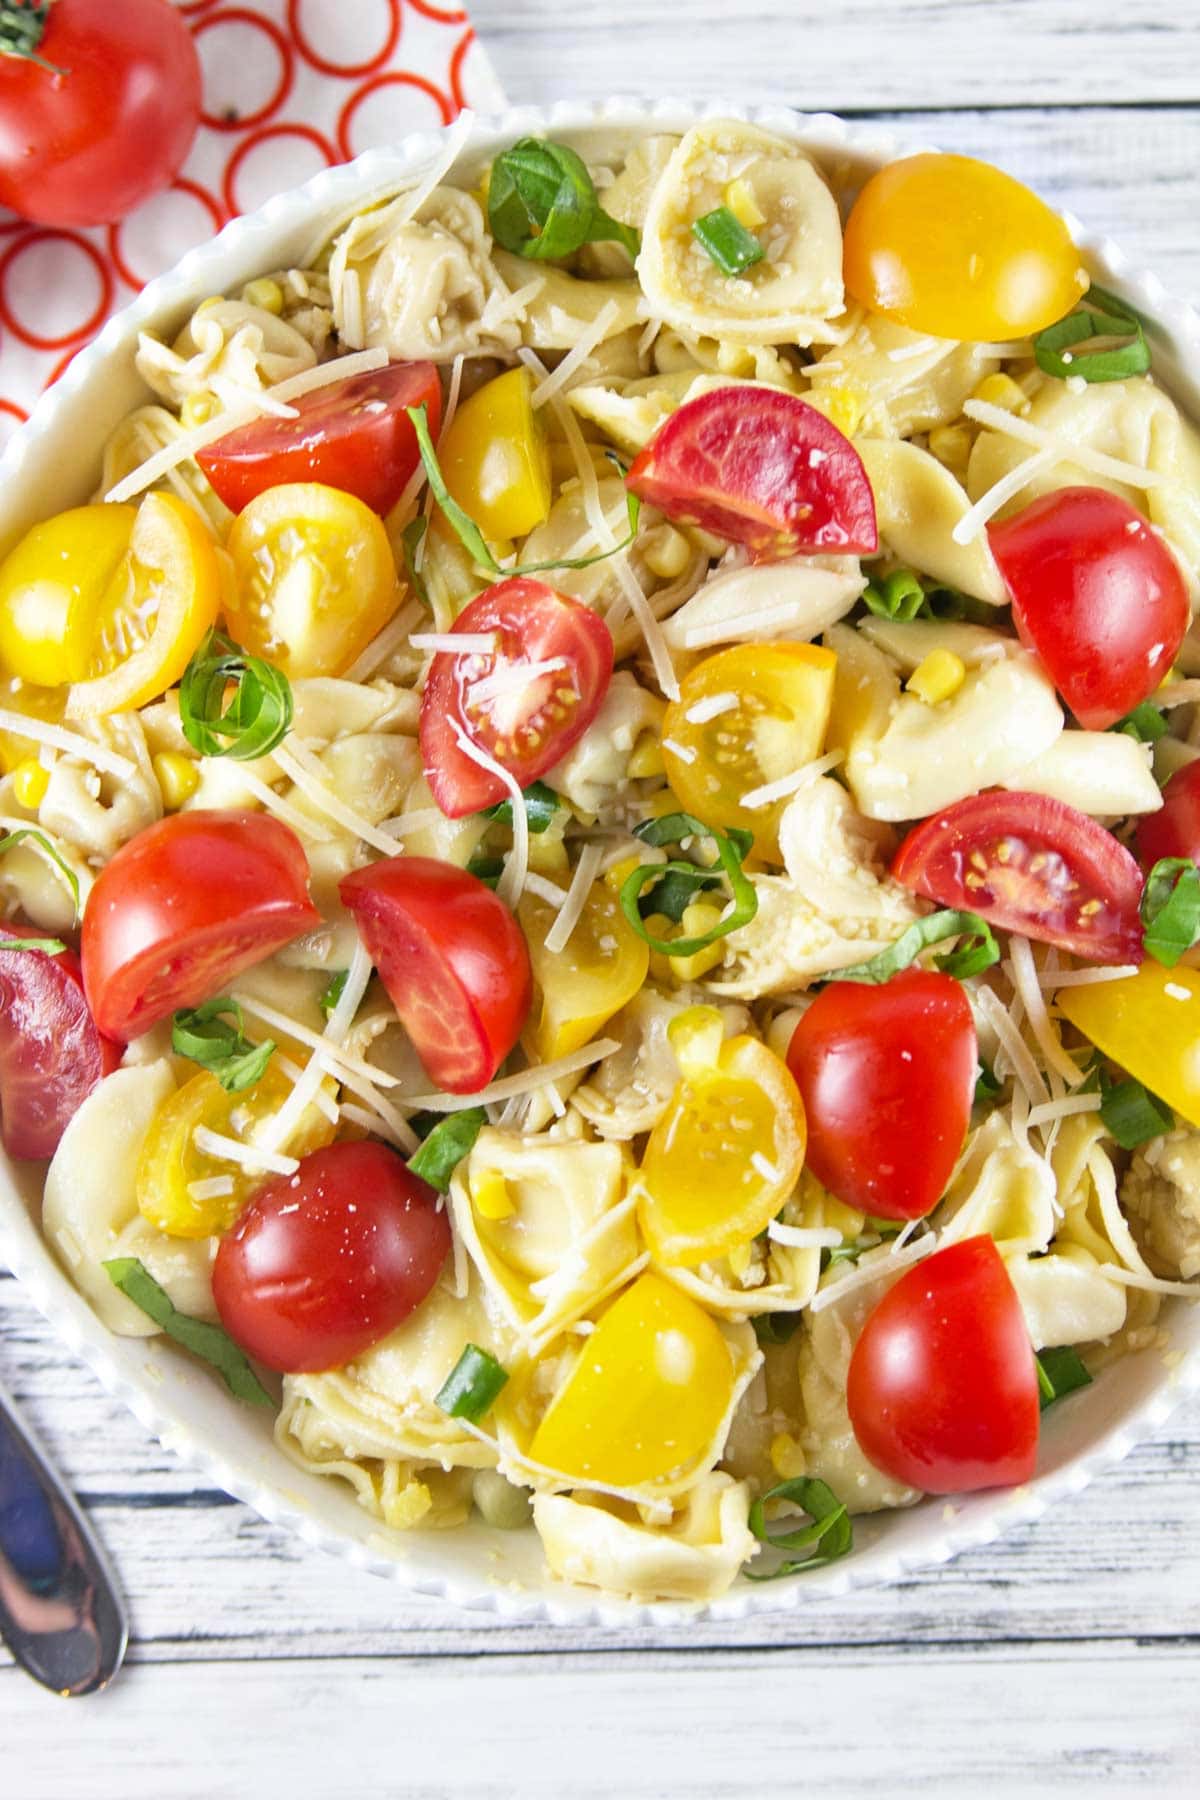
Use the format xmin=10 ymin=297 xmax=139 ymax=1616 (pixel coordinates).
xmin=1033 ymin=962 xmax=1140 ymax=989
xmin=410 ymin=632 xmax=498 ymax=656
xmin=244 ymin=941 xmax=374 ymax=1157
xmin=1026 ymin=1092 xmax=1103 ymax=1129
xmin=273 ymin=739 xmax=403 ymax=855
xmin=1154 ymin=680 xmax=1200 ymax=710
xmin=975 ymin=983 xmax=1051 ymax=1109
xmin=450 ymin=721 xmax=528 ymax=909
xmin=951 ymin=447 xmax=1058 ymax=545
xmin=1101 ymin=1266 xmax=1200 ymax=1299
xmin=682 ymin=600 xmax=839 ymax=651
xmin=808 ymin=1233 xmax=938 ymax=1314
xmin=740 ymin=749 xmax=845 ymax=811
xmin=962 ymin=398 xmax=1166 ymax=489
xmin=685 ymin=691 xmax=738 ymax=724
xmin=235 ymin=767 xmax=336 ymax=843
xmin=522 ymin=873 xmax=567 ymax=907
xmin=544 ymin=843 xmax=605 ymax=956
xmin=406 ymin=1037 xmax=622 ymax=1114
xmin=192 ymin=1126 xmax=299 ymax=1179
xmin=342 ymin=598 xmax=425 ymax=683
xmin=766 ymin=1222 xmax=842 ymax=1250
xmin=0 ymin=709 xmax=136 ymax=781
xmin=464 ymin=656 xmax=571 ymax=710
xmin=530 ymin=300 xmax=621 ymax=409
xmin=1005 ymin=935 xmax=1087 ymax=1088
xmin=186 ymin=1176 xmax=235 ymax=1203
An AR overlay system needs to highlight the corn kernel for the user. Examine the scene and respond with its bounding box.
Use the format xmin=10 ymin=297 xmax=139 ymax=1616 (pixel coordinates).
xmin=381 ymin=1479 xmax=432 ymax=1530
xmin=972 ymin=372 xmax=1030 ymax=416
xmin=769 ymin=1432 xmax=807 ymax=1480
xmin=723 ymin=177 xmax=766 ymax=231
xmin=153 ymin=751 xmax=200 ymax=810
xmin=627 ymin=731 xmax=666 ymax=779
xmin=726 ymin=1239 xmax=753 ymax=1279
xmin=808 ymin=385 xmax=863 ymax=437
xmin=907 ymin=649 xmax=967 ymax=706
xmin=180 ymin=391 xmax=217 ymax=428
xmin=642 ymin=525 xmax=691 ymax=582
xmin=472 ymin=1167 xmax=514 ymax=1221
xmin=928 ymin=424 xmax=972 ymax=475
xmin=11 ymin=758 xmax=48 ymax=809
xmin=242 ymin=277 xmax=284 ymax=315
xmin=666 ymin=901 xmax=727 ymax=983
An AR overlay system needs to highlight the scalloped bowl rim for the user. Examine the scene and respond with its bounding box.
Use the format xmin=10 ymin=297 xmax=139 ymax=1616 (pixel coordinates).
xmin=2 ymin=97 xmax=1199 ymax=1628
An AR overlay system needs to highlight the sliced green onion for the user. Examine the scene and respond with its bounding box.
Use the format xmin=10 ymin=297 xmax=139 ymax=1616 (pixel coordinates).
xmin=752 ymin=1312 xmax=802 ymax=1347
xmin=408 ymin=1107 xmax=486 ymax=1195
xmin=691 ymin=205 xmax=764 ymax=277
xmin=620 ymin=813 xmax=757 ymax=957
xmin=974 ymin=1061 xmax=1005 ymax=1108
xmin=1140 ymin=856 xmax=1200 ymax=967
xmin=405 ymin=404 xmax=639 ymax=578
xmin=1033 ymin=285 xmax=1152 ymax=384
xmin=465 ymin=853 xmax=504 ymax=890
xmin=400 ymin=516 xmax=432 ymax=611
xmin=921 ymin=584 xmax=1001 ymax=626
xmin=319 ymin=969 xmax=349 ymax=1017
xmin=0 ymin=933 xmax=67 ymax=954
xmin=103 ymin=1258 xmax=273 ymax=1407
xmin=0 ymin=828 xmax=81 ymax=922
xmin=179 ymin=629 xmax=293 ymax=761
xmin=487 ymin=138 xmax=639 ymax=263
xmin=745 ymin=1476 xmax=853 ymax=1580
xmin=863 ymin=568 xmax=925 ymax=622
xmin=435 ymin=1344 xmax=509 ymax=1423
xmin=482 ymin=780 xmax=560 ymax=834
xmin=1112 ymin=701 xmax=1167 ymax=744
xmin=1036 ymin=1344 xmax=1094 ymax=1412
xmin=1100 ymin=1074 xmax=1174 ymax=1149
xmin=822 ymin=1240 xmax=874 ymax=1270
xmin=171 ymin=998 xmax=275 ymax=1093
xmin=835 ymin=909 xmax=1000 ymax=985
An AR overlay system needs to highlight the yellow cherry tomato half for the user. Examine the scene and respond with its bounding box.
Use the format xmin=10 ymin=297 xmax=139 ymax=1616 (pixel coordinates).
xmin=528 ymin=1272 xmax=735 ymax=1488
xmin=225 ymin=481 xmax=399 ymax=679
xmin=137 ymin=1065 xmax=337 ymax=1239
xmin=0 ymin=503 xmax=136 ymax=688
xmin=1057 ymin=961 xmax=1200 ymax=1129
xmin=661 ymin=641 xmax=836 ymax=860
xmin=438 ymin=366 xmax=552 ymax=543
xmin=843 ymin=153 xmax=1088 ymax=341
xmin=0 ymin=676 xmax=66 ymax=774
xmin=65 ymin=494 xmax=223 ymax=718
xmin=638 ymin=1007 xmax=807 ymax=1268
xmin=519 ymin=877 xmax=649 ymax=1062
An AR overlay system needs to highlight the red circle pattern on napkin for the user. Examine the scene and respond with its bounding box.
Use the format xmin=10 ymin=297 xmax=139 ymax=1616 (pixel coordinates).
xmin=0 ymin=0 xmax=506 ymax=449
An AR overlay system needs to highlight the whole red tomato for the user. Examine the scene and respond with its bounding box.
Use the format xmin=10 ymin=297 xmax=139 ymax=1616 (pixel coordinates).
xmin=0 ymin=926 xmax=120 ymax=1159
xmin=0 ymin=0 xmax=202 ymax=228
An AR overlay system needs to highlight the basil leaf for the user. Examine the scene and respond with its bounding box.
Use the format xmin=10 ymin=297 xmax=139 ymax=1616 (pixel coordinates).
xmin=621 ymin=814 xmax=758 ymax=956
xmin=835 ymin=909 xmax=1000 ymax=984
xmin=1112 ymin=701 xmax=1167 ymax=744
xmin=435 ymin=1344 xmax=509 ymax=1422
xmin=745 ymin=1476 xmax=853 ymax=1580
xmin=635 ymin=811 xmax=753 ymax=864
xmin=1033 ymin=285 xmax=1151 ymax=384
xmin=1140 ymin=856 xmax=1200 ymax=967
xmin=319 ymin=969 xmax=349 ymax=1017
xmin=179 ymin=629 xmax=293 ymax=761
xmin=692 ymin=206 xmax=764 ymax=276
xmin=752 ymin=1312 xmax=802 ymax=1347
xmin=1036 ymin=1345 xmax=1093 ymax=1412
xmin=482 ymin=780 xmax=560 ymax=834
xmin=465 ymin=852 xmax=504 ymax=890
xmin=638 ymin=865 xmax=722 ymax=924
xmin=0 ymin=828 xmax=81 ymax=922
xmin=400 ymin=515 xmax=432 ymax=611
xmin=0 ymin=934 xmax=67 ymax=954
xmin=103 ymin=1258 xmax=273 ymax=1407
xmin=488 ymin=138 xmax=639 ymax=262
xmin=975 ymin=1061 xmax=1004 ymax=1105
xmin=408 ymin=1107 xmax=486 ymax=1195
xmin=1100 ymin=1073 xmax=1173 ymax=1149
xmin=171 ymin=998 xmax=274 ymax=1093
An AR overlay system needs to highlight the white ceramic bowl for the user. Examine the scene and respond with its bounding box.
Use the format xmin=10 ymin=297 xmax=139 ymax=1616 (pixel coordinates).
xmin=3 ymin=99 xmax=1200 ymax=1626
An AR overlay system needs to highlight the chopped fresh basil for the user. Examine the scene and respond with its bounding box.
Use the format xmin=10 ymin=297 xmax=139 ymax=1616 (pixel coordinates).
xmin=835 ymin=909 xmax=1000 ymax=985
xmin=620 ymin=812 xmax=758 ymax=956
xmin=465 ymin=853 xmax=505 ymax=890
xmin=1100 ymin=1074 xmax=1174 ymax=1149
xmin=482 ymin=780 xmax=561 ymax=834
xmin=745 ymin=1475 xmax=853 ymax=1580
xmin=1140 ymin=856 xmax=1200 ymax=968
xmin=0 ymin=829 xmax=81 ymax=922
xmin=103 ymin=1258 xmax=273 ymax=1407
xmin=1036 ymin=1345 xmax=1094 ymax=1411
xmin=171 ymin=998 xmax=274 ymax=1093
xmin=974 ymin=1061 xmax=1004 ymax=1106
xmin=400 ymin=515 xmax=432 ymax=610
xmin=691 ymin=205 xmax=764 ymax=276
xmin=319 ymin=969 xmax=349 ymax=1017
xmin=487 ymin=138 xmax=639 ymax=262
xmin=435 ymin=1344 xmax=509 ymax=1423
xmin=1033 ymin=283 xmax=1152 ymax=384
xmin=638 ymin=864 xmax=723 ymax=924
xmin=408 ymin=1107 xmax=487 ymax=1195
xmin=179 ymin=629 xmax=293 ymax=761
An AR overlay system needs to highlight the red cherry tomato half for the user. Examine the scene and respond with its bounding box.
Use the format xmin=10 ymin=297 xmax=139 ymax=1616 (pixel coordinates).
xmin=197 ymin=362 xmax=443 ymax=518
xmin=212 ymin=1140 xmax=451 ymax=1373
xmin=0 ymin=0 xmax=201 ymax=229
xmin=419 ymin=577 xmax=614 ymax=819
xmin=1137 ymin=758 xmax=1200 ymax=872
xmin=785 ymin=969 xmax=976 ymax=1222
xmin=340 ymin=855 xmax=532 ymax=1095
xmin=988 ymin=486 xmax=1189 ymax=731
xmin=82 ymin=811 xmax=321 ymax=1043
xmin=625 ymin=387 xmax=878 ymax=559
xmin=0 ymin=929 xmax=121 ymax=1160
xmin=847 ymin=1235 xmax=1040 ymax=1494
xmin=892 ymin=790 xmax=1144 ymax=964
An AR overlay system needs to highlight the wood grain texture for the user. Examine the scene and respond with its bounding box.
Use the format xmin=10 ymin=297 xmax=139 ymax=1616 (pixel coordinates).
xmin=4 ymin=4 xmax=1200 ymax=1791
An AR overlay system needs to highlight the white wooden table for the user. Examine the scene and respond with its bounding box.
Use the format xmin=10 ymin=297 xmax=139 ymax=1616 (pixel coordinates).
xmin=5 ymin=3 xmax=1200 ymax=1791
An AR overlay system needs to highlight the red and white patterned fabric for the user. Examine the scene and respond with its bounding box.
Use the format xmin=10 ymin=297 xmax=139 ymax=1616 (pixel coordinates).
xmin=0 ymin=0 xmax=505 ymax=448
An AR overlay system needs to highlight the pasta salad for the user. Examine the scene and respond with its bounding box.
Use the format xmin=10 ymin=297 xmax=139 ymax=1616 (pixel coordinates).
xmin=3 ymin=118 xmax=1200 ymax=1603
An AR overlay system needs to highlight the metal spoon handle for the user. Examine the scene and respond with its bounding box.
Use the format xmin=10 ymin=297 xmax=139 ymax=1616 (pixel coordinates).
xmin=0 ymin=1379 xmax=128 ymax=1696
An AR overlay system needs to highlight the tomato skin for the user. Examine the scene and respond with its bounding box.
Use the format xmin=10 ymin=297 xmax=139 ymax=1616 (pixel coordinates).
xmin=419 ymin=578 xmax=614 ymax=818
xmin=626 ymin=388 xmax=877 ymax=558
xmin=0 ymin=0 xmax=201 ymax=229
xmin=197 ymin=363 xmax=442 ymax=518
xmin=0 ymin=929 xmax=120 ymax=1160
xmin=786 ymin=970 xmax=975 ymax=1222
xmin=847 ymin=1236 xmax=1040 ymax=1494
xmin=82 ymin=811 xmax=321 ymax=1043
xmin=212 ymin=1141 xmax=451 ymax=1373
xmin=892 ymin=791 xmax=1144 ymax=964
xmin=989 ymin=487 xmax=1189 ymax=731
xmin=1137 ymin=759 xmax=1200 ymax=871
xmin=340 ymin=856 xmax=532 ymax=1095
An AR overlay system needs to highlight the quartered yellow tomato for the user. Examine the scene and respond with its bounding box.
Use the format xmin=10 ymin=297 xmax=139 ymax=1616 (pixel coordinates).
xmin=0 ymin=503 xmax=136 ymax=687
xmin=528 ymin=1272 xmax=735 ymax=1488
xmin=438 ymin=366 xmax=551 ymax=543
xmin=136 ymin=1065 xmax=337 ymax=1239
xmin=637 ymin=1006 xmax=807 ymax=1267
xmin=843 ymin=153 xmax=1088 ymax=341
xmin=661 ymin=642 xmax=836 ymax=859
xmin=1057 ymin=962 xmax=1200 ymax=1129
xmin=225 ymin=481 xmax=399 ymax=678
xmin=519 ymin=877 xmax=649 ymax=1061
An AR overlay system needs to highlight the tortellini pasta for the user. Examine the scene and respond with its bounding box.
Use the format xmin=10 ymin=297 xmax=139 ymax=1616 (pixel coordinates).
xmin=807 ymin=315 xmax=1001 ymax=438
xmin=136 ymin=300 xmax=317 ymax=412
xmin=533 ymin=1474 xmax=757 ymax=1602
xmin=856 ymin=438 xmax=1007 ymax=604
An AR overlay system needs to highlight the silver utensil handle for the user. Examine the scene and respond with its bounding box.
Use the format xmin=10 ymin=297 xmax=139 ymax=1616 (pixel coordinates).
xmin=0 ymin=1380 xmax=128 ymax=1696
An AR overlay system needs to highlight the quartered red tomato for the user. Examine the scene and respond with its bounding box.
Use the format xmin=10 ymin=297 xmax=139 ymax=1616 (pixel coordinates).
xmin=847 ymin=1236 xmax=1040 ymax=1493
xmin=786 ymin=970 xmax=976 ymax=1222
xmin=0 ymin=929 xmax=120 ymax=1160
xmin=1137 ymin=759 xmax=1200 ymax=872
xmin=340 ymin=856 xmax=532 ymax=1095
xmin=892 ymin=791 xmax=1144 ymax=964
xmin=419 ymin=577 xmax=613 ymax=818
xmin=989 ymin=486 xmax=1189 ymax=730
xmin=213 ymin=1141 xmax=451 ymax=1373
xmin=626 ymin=388 xmax=877 ymax=558
xmin=82 ymin=811 xmax=321 ymax=1042
xmin=198 ymin=361 xmax=442 ymax=518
